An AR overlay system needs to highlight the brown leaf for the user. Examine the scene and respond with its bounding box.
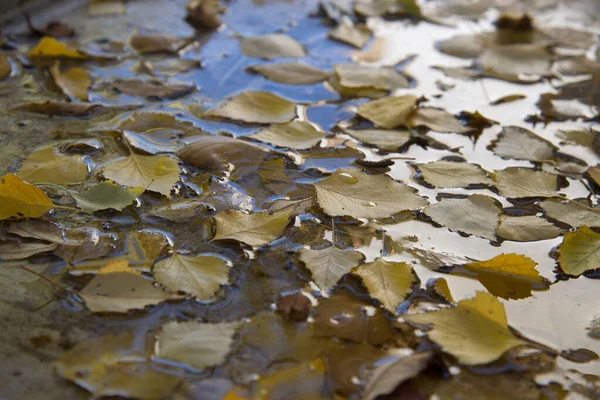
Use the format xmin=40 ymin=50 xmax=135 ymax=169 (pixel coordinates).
xmin=186 ymin=0 xmax=223 ymax=30
xmin=25 ymin=15 xmax=75 ymax=37
xmin=130 ymin=35 xmax=190 ymax=54
xmin=277 ymin=292 xmax=311 ymax=322
xmin=0 ymin=55 xmax=11 ymax=80
xmin=111 ymin=79 xmax=195 ymax=99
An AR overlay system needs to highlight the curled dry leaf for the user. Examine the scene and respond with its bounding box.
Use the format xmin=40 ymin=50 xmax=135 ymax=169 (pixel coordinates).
xmin=17 ymin=147 xmax=88 ymax=185
xmin=406 ymin=291 xmax=524 ymax=365
xmin=489 ymin=126 xmax=557 ymax=162
xmin=425 ymin=194 xmax=501 ymax=240
xmin=299 ymin=244 xmax=364 ymax=292
xmin=558 ymin=226 xmax=600 ymax=276
xmin=68 ymin=181 xmax=145 ymax=212
xmin=153 ymin=253 xmax=229 ymax=299
xmin=328 ymin=20 xmax=372 ymax=49
xmin=541 ymin=200 xmax=600 ymax=228
xmin=205 ymin=91 xmax=296 ymax=124
xmin=0 ymin=174 xmax=54 ymax=220
xmin=239 ymin=33 xmax=306 ymax=60
xmin=353 ymin=258 xmax=415 ymax=312
xmin=493 ymin=168 xmax=558 ymax=198
xmin=111 ymin=79 xmax=195 ymax=100
xmin=130 ymin=35 xmax=190 ymax=54
xmin=156 ymin=320 xmax=240 ymax=370
xmin=248 ymin=120 xmax=326 ymax=150
xmin=357 ymin=94 xmax=418 ymax=129
xmin=213 ymin=209 xmax=292 ymax=246
xmin=247 ymin=62 xmax=330 ymax=85
xmin=416 ymin=160 xmax=492 ymax=188
xmin=50 ymin=61 xmax=91 ymax=101
xmin=314 ymin=168 xmax=428 ymax=219
xmin=29 ymin=36 xmax=86 ymax=59
xmin=497 ymin=215 xmax=561 ymax=242
xmin=490 ymin=94 xmax=526 ymax=105
xmin=177 ymin=135 xmax=267 ymax=170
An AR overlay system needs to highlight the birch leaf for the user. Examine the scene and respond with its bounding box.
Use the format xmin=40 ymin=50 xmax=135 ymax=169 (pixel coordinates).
xmin=17 ymin=147 xmax=88 ymax=185
xmin=340 ymin=127 xmax=411 ymax=151
xmin=558 ymin=226 xmax=600 ymax=276
xmin=541 ymin=200 xmax=600 ymax=228
xmin=493 ymin=168 xmax=558 ymax=198
xmin=328 ymin=21 xmax=372 ymax=48
xmin=314 ymin=168 xmax=428 ymax=219
xmin=408 ymin=107 xmax=471 ymax=133
xmin=497 ymin=215 xmax=561 ymax=242
xmin=29 ymin=36 xmax=86 ymax=59
xmin=153 ymin=253 xmax=229 ymax=299
xmin=130 ymin=35 xmax=190 ymax=54
xmin=50 ymin=61 xmax=91 ymax=101
xmin=489 ymin=126 xmax=557 ymax=162
xmin=247 ymin=62 xmax=330 ymax=85
xmin=240 ymin=34 xmax=306 ymax=60
xmin=177 ymin=135 xmax=267 ymax=170
xmin=0 ymin=174 xmax=54 ymax=220
xmin=0 ymin=241 xmax=58 ymax=260
xmin=213 ymin=209 xmax=292 ymax=246
xmin=333 ymin=64 xmax=409 ymax=94
xmin=156 ymin=321 xmax=240 ymax=370
xmin=479 ymin=44 xmax=553 ymax=77
xmin=406 ymin=291 xmax=524 ymax=365
xmin=100 ymin=153 xmax=181 ymax=197
xmin=111 ymin=79 xmax=195 ymax=100
xmin=417 ymin=160 xmax=491 ymax=188
xmin=248 ymin=121 xmax=326 ymax=149
xmin=353 ymin=258 xmax=415 ymax=312
xmin=425 ymin=195 xmax=501 ymax=240
xmin=357 ymin=95 xmax=418 ymax=129
xmin=299 ymin=245 xmax=364 ymax=292
xmin=205 ymin=91 xmax=296 ymax=124
xmin=69 ymin=181 xmax=145 ymax=212
xmin=363 ymin=352 xmax=431 ymax=400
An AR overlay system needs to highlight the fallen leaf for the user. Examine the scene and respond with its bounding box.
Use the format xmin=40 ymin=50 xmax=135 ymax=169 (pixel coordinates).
xmin=406 ymin=291 xmax=524 ymax=365
xmin=357 ymin=95 xmax=418 ymax=129
xmin=68 ymin=181 xmax=145 ymax=212
xmin=277 ymin=292 xmax=311 ymax=322
xmin=299 ymin=244 xmax=364 ymax=292
xmin=89 ymin=0 xmax=126 ymax=15
xmin=79 ymin=260 xmax=176 ymax=312
xmin=490 ymin=94 xmax=526 ymax=105
xmin=186 ymin=0 xmax=223 ymax=30
xmin=0 ymin=55 xmax=11 ymax=79
xmin=408 ymin=107 xmax=471 ymax=133
xmin=156 ymin=320 xmax=239 ymax=370
xmin=100 ymin=153 xmax=181 ymax=197
xmin=462 ymin=254 xmax=549 ymax=300
xmin=425 ymin=194 xmax=501 ymax=240
xmin=493 ymin=168 xmax=558 ymax=198
xmin=248 ymin=120 xmax=326 ymax=149
xmin=240 ymin=33 xmax=306 ymax=60
xmin=29 ymin=36 xmax=86 ymax=59
xmin=362 ymin=352 xmax=431 ymax=400
xmin=416 ymin=160 xmax=492 ymax=188
xmin=331 ymin=64 xmax=409 ymax=98
xmin=213 ymin=209 xmax=292 ymax=246
xmin=148 ymin=200 xmax=206 ymax=221
xmin=479 ymin=44 xmax=553 ymax=77
xmin=111 ymin=79 xmax=195 ymax=100
xmin=134 ymin=58 xmax=201 ymax=77
xmin=328 ymin=20 xmax=372 ymax=48
xmin=408 ymin=245 xmax=473 ymax=270
xmin=11 ymin=101 xmax=136 ymax=117
xmin=130 ymin=35 xmax=190 ymax=54
xmin=541 ymin=200 xmax=600 ymax=228
xmin=25 ymin=15 xmax=75 ymax=37
xmin=588 ymin=317 xmax=600 ymax=339
xmin=0 ymin=240 xmax=57 ymax=260
xmin=17 ymin=147 xmax=88 ymax=185
xmin=558 ymin=226 xmax=600 ymax=276
xmin=497 ymin=215 xmax=561 ymax=242
xmin=0 ymin=174 xmax=54 ymax=220
xmin=314 ymin=168 xmax=428 ymax=218
xmin=177 ymin=135 xmax=267 ymax=170
xmin=205 ymin=91 xmax=297 ymax=124
xmin=557 ymin=127 xmax=597 ymax=147
xmin=120 ymin=112 xmax=203 ymax=137
xmin=252 ymin=359 xmax=328 ymax=400
xmin=153 ymin=253 xmax=229 ymax=299
xmin=489 ymin=126 xmax=557 ymax=162
xmin=247 ymin=62 xmax=330 ymax=85
xmin=353 ymin=258 xmax=415 ymax=312
xmin=340 ymin=126 xmax=411 ymax=151
xmin=7 ymin=219 xmax=67 ymax=244
xmin=49 ymin=61 xmax=91 ymax=101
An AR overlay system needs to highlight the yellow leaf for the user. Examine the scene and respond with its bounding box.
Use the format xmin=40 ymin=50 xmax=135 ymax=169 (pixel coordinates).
xmin=17 ymin=147 xmax=88 ymax=185
xmin=406 ymin=291 xmax=524 ymax=365
xmin=98 ymin=259 xmax=138 ymax=274
xmin=558 ymin=226 xmax=600 ymax=276
xmin=29 ymin=36 xmax=86 ymax=59
xmin=357 ymin=94 xmax=418 ymax=129
xmin=50 ymin=61 xmax=91 ymax=101
xmin=254 ymin=359 xmax=328 ymax=400
xmin=0 ymin=174 xmax=54 ymax=220
xmin=213 ymin=209 xmax=292 ymax=246
xmin=205 ymin=91 xmax=297 ymax=124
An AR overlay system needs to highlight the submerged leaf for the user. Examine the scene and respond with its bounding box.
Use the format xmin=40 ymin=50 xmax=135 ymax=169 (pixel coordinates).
xmin=541 ymin=200 xmax=600 ymax=228
xmin=299 ymin=245 xmax=364 ymax=292
xmin=70 ymin=181 xmax=144 ymax=212
xmin=0 ymin=240 xmax=57 ymax=260
xmin=248 ymin=120 xmax=326 ymax=149
xmin=328 ymin=20 xmax=372 ymax=49
xmin=489 ymin=126 xmax=556 ymax=162
xmin=314 ymin=168 xmax=428 ymax=219
xmin=18 ymin=147 xmax=88 ymax=185
xmin=156 ymin=321 xmax=239 ymax=370
xmin=240 ymin=34 xmax=306 ymax=60
xmin=177 ymin=135 xmax=267 ymax=170
xmin=497 ymin=215 xmax=561 ymax=242
xmin=247 ymin=62 xmax=330 ymax=85
xmin=406 ymin=291 xmax=524 ymax=365
xmin=0 ymin=174 xmax=54 ymax=220
xmin=29 ymin=36 xmax=86 ymax=59
xmin=213 ymin=209 xmax=292 ymax=246
xmin=111 ymin=79 xmax=195 ymax=99
xmin=205 ymin=91 xmax=296 ymax=124
xmin=50 ymin=61 xmax=91 ymax=101
xmin=357 ymin=94 xmax=418 ymax=129
xmin=363 ymin=352 xmax=431 ymax=400
xmin=416 ymin=160 xmax=491 ymax=188
xmin=493 ymin=168 xmax=558 ymax=198
xmin=558 ymin=226 xmax=600 ymax=276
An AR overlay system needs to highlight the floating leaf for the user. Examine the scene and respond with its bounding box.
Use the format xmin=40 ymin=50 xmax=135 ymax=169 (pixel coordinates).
xmin=490 ymin=94 xmax=526 ymax=105
xmin=299 ymin=244 xmax=364 ymax=292
xmin=0 ymin=174 xmax=54 ymax=220
xmin=79 ymin=260 xmax=176 ymax=312
xmin=11 ymin=101 xmax=137 ymax=117
xmin=177 ymin=135 xmax=267 ymax=170
xmin=408 ymin=107 xmax=471 ymax=133
xmin=7 ymin=219 xmax=67 ymax=244
xmin=205 ymin=91 xmax=296 ymax=124
xmin=0 ymin=240 xmax=57 ymax=260
xmin=240 ymin=33 xmax=306 ymax=60
xmin=156 ymin=321 xmax=239 ymax=370
xmin=0 ymin=55 xmax=11 ymax=79
xmin=425 ymin=195 xmax=501 ymax=240
xmin=353 ymin=258 xmax=415 ymax=312
xmin=153 ymin=253 xmax=229 ymax=299
xmin=248 ymin=121 xmax=326 ymax=149
xmin=406 ymin=291 xmax=524 ymax=365
xmin=69 ymin=181 xmax=144 ymax=212
xmin=497 ymin=215 xmax=561 ymax=242
xmin=489 ymin=126 xmax=556 ymax=162
xmin=101 ymin=153 xmax=181 ymax=197
xmin=50 ymin=61 xmax=91 ymax=101
xmin=558 ymin=226 xmax=600 ymax=276
xmin=213 ymin=209 xmax=292 ymax=246
xmin=120 ymin=112 xmax=203 ymax=136
xmin=111 ymin=79 xmax=195 ymax=100
xmin=493 ymin=168 xmax=558 ymax=198
xmin=479 ymin=44 xmax=552 ymax=78
xmin=314 ymin=168 xmax=428 ymax=219
xmin=541 ymin=200 xmax=600 ymax=228
xmin=130 ymin=35 xmax=190 ymax=54
xmin=185 ymin=0 xmax=223 ymax=30
xmin=29 ymin=36 xmax=86 ymax=59
xmin=340 ymin=127 xmax=411 ymax=151
xmin=17 ymin=147 xmax=88 ymax=185
xmin=331 ymin=64 xmax=409 ymax=98
xmin=328 ymin=20 xmax=371 ymax=48
xmin=247 ymin=62 xmax=330 ymax=85
xmin=88 ymin=0 xmax=126 ymax=15
xmin=148 ymin=200 xmax=206 ymax=221
xmin=408 ymin=246 xmax=473 ymax=270
xmin=462 ymin=254 xmax=549 ymax=300
xmin=357 ymin=95 xmax=418 ymax=129
xmin=363 ymin=352 xmax=431 ymax=400
xmin=416 ymin=160 xmax=491 ymax=188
